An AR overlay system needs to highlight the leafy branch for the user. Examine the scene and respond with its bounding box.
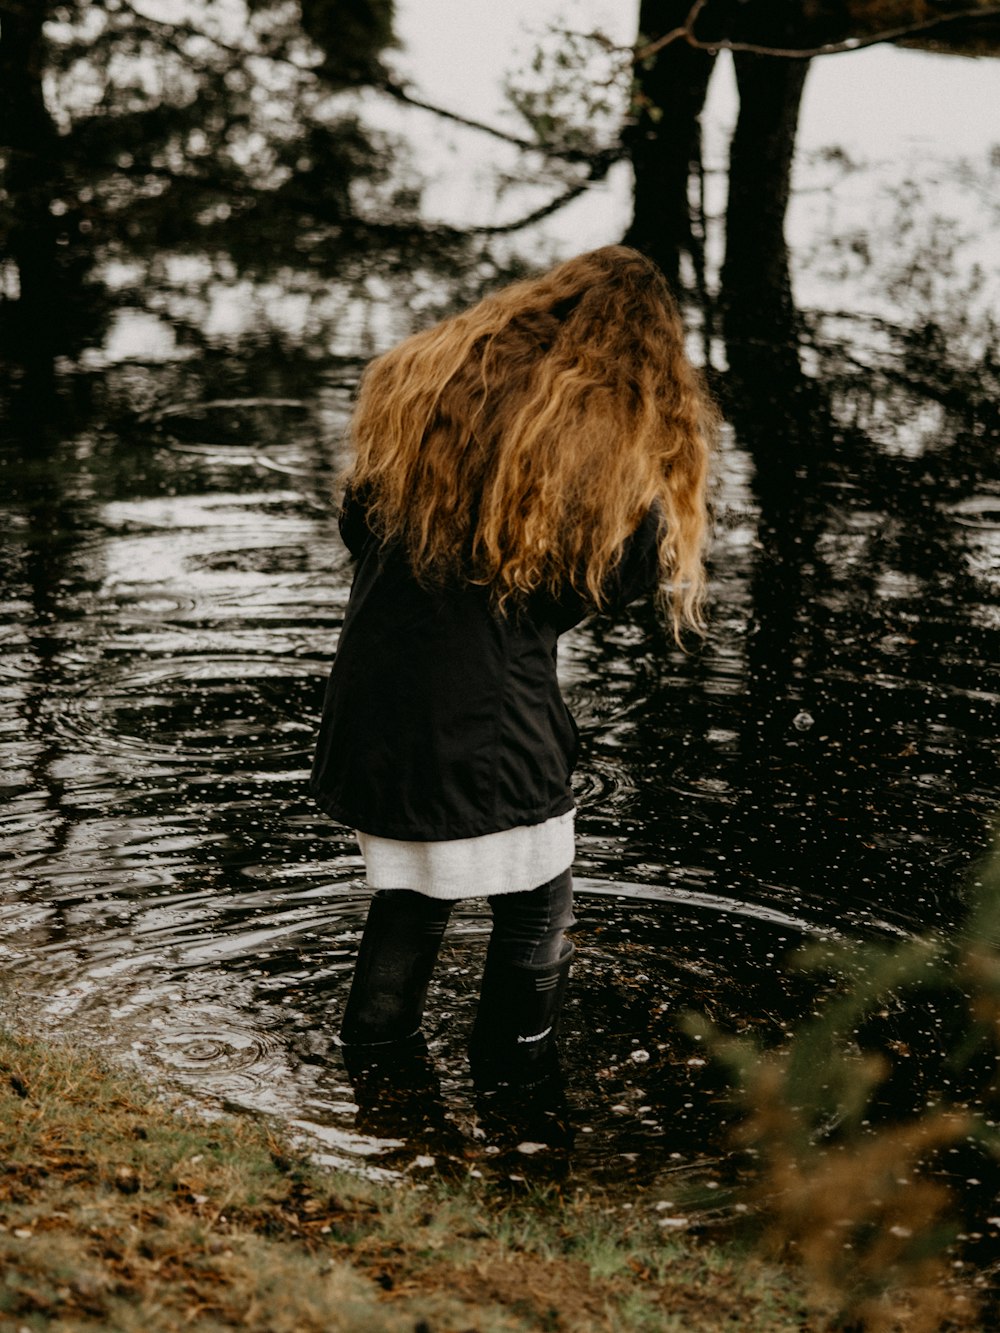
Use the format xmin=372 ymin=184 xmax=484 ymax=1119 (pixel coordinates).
xmin=86 ymin=2 xmax=609 ymax=167
xmin=113 ymin=0 xmax=309 ymax=69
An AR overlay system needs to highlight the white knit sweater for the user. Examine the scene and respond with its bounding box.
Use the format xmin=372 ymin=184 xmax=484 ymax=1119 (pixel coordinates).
xmin=355 ymin=808 xmax=575 ymax=900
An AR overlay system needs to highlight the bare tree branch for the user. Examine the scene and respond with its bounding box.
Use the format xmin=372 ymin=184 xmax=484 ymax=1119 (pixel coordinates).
xmin=469 ymin=180 xmax=592 ymax=235
xmin=375 ymin=80 xmax=541 ymax=151
xmin=635 ymin=1 xmax=1000 ymax=63
xmin=378 ymin=78 xmax=623 ymax=168
xmin=634 ymin=0 xmax=710 ymax=63
xmin=116 ymin=0 xmax=303 ymax=66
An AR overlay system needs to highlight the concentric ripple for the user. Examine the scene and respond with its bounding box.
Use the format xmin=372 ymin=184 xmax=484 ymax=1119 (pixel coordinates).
xmin=152 ymin=1025 xmax=283 ymax=1076
xmin=150 ymin=397 xmax=311 ymax=444
xmin=54 ymin=654 xmax=323 ymax=763
xmin=948 ymin=495 xmax=1000 ymax=528
xmin=571 ymin=756 xmax=639 ymax=810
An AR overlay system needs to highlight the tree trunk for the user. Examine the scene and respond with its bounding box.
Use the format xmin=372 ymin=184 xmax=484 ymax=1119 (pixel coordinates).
xmin=0 ymin=1 xmax=61 ymax=389
xmin=721 ymin=52 xmax=810 ymax=332
xmin=718 ymin=54 xmax=822 ymax=490
xmin=624 ymin=0 xmax=716 ymax=295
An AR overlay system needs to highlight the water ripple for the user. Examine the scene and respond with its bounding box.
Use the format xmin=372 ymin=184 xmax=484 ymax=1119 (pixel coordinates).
xmin=53 ymin=654 xmax=323 ymax=763
xmin=148 ymin=1020 xmax=283 ymax=1077
xmin=948 ymin=495 xmax=1000 ymax=529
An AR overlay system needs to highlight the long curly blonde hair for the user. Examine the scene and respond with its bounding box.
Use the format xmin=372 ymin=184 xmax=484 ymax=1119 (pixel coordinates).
xmin=347 ymin=245 xmax=717 ymax=635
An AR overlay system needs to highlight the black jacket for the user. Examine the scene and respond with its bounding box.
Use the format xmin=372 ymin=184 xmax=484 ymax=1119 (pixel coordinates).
xmin=309 ymin=490 xmax=662 ymax=841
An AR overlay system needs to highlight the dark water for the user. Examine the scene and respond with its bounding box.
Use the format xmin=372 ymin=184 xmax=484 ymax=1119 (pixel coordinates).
xmin=2 ymin=39 xmax=1000 ymax=1209
xmin=2 ymin=345 xmax=998 ymax=1200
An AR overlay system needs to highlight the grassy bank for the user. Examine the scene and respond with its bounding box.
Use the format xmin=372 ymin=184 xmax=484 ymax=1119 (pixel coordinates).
xmin=0 ymin=1025 xmax=815 ymax=1332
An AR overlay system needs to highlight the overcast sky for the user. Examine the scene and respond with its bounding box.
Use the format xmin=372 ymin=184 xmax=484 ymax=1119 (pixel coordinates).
xmin=393 ymin=0 xmax=1000 ymax=158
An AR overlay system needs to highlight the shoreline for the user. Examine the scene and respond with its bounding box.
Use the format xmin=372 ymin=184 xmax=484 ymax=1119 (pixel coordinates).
xmin=0 ymin=1022 xmax=816 ymax=1331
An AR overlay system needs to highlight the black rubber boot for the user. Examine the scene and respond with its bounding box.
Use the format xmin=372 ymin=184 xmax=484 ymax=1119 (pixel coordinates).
xmin=339 ymin=892 xmax=450 ymax=1047
xmin=469 ymin=941 xmax=574 ymax=1091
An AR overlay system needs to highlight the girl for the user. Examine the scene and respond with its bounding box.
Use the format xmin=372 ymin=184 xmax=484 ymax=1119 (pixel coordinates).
xmin=311 ymin=245 xmax=715 ymax=1089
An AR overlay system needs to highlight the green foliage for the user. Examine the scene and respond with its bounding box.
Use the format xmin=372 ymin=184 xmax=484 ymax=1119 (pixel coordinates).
xmin=503 ymin=19 xmax=630 ymax=159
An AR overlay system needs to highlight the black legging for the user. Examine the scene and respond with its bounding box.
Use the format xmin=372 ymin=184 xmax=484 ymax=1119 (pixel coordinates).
xmin=372 ymin=867 xmax=575 ymax=967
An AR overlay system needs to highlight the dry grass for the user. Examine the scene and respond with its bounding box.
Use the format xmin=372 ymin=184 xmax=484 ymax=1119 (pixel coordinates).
xmin=730 ymin=1061 xmax=983 ymax=1333
xmin=0 ymin=1025 xmax=811 ymax=1332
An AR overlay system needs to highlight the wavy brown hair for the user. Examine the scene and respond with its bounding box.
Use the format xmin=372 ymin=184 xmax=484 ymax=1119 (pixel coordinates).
xmin=347 ymin=245 xmax=717 ymax=635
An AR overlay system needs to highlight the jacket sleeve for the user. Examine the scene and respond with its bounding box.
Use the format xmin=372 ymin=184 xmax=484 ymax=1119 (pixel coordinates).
xmin=599 ymin=504 xmax=664 ymax=614
xmin=544 ymin=505 xmax=663 ymax=632
xmin=338 ymin=484 xmax=375 ymax=557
